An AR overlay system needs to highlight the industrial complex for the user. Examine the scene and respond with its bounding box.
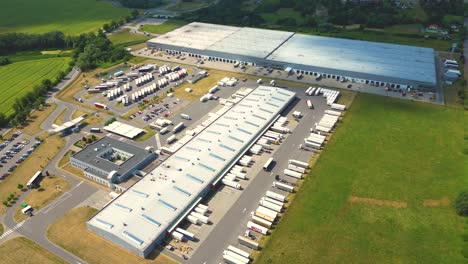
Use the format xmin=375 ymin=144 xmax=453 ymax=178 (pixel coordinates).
xmin=87 ymin=86 xmax=296 ymax=257
xmin=147 ymin=22 xmax=437 ymax=91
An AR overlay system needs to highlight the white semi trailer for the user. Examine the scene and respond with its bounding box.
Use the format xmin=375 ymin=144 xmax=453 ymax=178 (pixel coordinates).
xmin=259 ymin=199 xmax=282 ymax=212
xmin=190 ymin=212 xmax=209 ymax=224
xmin=223 ymin=250 xmax=249 ymax=264
xmin=284 ymin=169 xmax=303 ymax=179
xmin=288 ymin=159 xmax=309 ymax=169
xmin=266 ymin=191 xmax=286 ymax=202
xmin=222 ymin=179 xmax=241 ymax=189
xmin=247 ymin=221 xmax=268 ymax=235
xmin=252 ymin=215 xmax=273 ymax=228
xmin=273 ymin=181 xmax=294 ymax=192
xmin=287 ymin=164 xmax=306 ymax=174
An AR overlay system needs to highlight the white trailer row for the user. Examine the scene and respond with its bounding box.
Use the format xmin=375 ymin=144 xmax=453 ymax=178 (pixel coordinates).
xmin=222 ymin=179 xmax=241 ymax=190
xmin=166 ymin=69 xmax=187 ymax=82
xmin=159 ymin=65 xmax=171 ymax=74
xmin=135 ymin=73 xmax=154 ymax=87
xmin=238 ymin=155 xmax=253 ymax=166
xmin=307 ymin=87 xmax=340 ymax=105
xmin=107 ymin=87 xmax=123 ymax=100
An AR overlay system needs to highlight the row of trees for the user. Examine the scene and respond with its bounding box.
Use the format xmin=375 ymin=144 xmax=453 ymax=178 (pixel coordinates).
xmin=420 ymin=0 xmax=463 ymax=24
xmin=119 ymin=0 xmax=163 ymax=9
xmin=0 ymin=57 xmax=10 ymax=66
xmin=102 ymin=9 xmax=139 ymax=33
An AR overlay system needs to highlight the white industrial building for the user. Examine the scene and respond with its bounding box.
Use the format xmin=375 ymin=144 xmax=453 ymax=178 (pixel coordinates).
xmin=147 ymin=22 xmax=437 ymax=91
xmin=87 ymin=86 xmax=296 ymax=257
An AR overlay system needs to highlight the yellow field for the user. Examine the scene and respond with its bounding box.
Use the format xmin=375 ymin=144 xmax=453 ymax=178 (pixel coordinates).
xmin=0 ymin=237 xmax=66 ymax=264
xmin=47 ymin=207 xmax=175 ymax=264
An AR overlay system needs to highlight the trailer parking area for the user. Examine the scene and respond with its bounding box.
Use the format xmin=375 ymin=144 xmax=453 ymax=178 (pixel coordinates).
xmin=154 ymin=83 xmax=337 ymax=263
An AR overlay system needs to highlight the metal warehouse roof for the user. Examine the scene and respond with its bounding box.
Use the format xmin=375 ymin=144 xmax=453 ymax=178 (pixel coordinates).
xmin=87 ymin=86 xmax=296 ymax=253
xmin=150 ymin=22 xmax=239 ymax=50
xmin=148 ymin=22 xmax=294 ymax=58
xmin=149 ymin=22 xmax=437 ymax=85
xmin=266 ymin=34 xmax=436 ymax=84
xmin=104 ymin=121 xmax=145 ymax=139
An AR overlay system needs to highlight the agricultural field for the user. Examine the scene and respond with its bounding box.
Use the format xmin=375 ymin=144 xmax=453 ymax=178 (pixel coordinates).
xmin=256 ymin=94 xmax=466 ymax=264
xmin=0 ymin=58 xmax=69 ymax=116
xmin=0 ymin=57 xmax=70 ymax=115
xmin=0 ymin=237 xmax=66 ymax=264
xmin=109 ymin=29 xmax=151 ymax=47
xmin=0 ymin=0 xmax=130 ymax=35
xmin=141 ymin=19 xmax=188 ymax=34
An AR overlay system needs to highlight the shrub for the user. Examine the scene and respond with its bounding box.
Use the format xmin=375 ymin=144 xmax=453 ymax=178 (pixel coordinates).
xmin=454 ymin=191 xmax=468 ymax=217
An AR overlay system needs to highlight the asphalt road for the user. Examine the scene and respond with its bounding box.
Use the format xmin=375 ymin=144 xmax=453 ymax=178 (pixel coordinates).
xmin=188 ymin=87 xmax=328 ymax=264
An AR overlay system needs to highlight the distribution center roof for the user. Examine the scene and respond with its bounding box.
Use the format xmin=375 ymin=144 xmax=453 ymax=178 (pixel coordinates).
xmin=149 ymin=22 xmax=436 ymax=85
xmin=88 ymin=86 xmax=296 ymax=254
xmin=149 ymin=22 xmax=294 ymax=58
xmin=266 ymin=34 xmax=436 ymax=84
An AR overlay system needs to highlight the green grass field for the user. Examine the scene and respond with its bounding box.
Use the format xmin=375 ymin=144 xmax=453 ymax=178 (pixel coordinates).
xmin=256 ymin=94 xmax=466 ymax=263
xmin=0 ymin=57 xmax=70 ymax=115
xmin=141 ymin=19 xmax=188 ymax=34
xmin=0 ymin=0 xmax=129 ymax=34
xmin=108 ymin=29 xmax=151 ymax=47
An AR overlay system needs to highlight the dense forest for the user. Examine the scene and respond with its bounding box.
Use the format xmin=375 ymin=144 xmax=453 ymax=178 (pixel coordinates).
xmin=184 ymin=0 xmax=464 ymax=30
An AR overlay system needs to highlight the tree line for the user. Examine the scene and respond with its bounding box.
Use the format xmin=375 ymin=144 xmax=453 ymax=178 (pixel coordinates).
xmin=119 ymin=0 xmax=163 ymax=9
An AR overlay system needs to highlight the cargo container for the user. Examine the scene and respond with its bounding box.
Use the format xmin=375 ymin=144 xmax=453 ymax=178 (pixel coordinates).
xmin=227 ymin=245 xmax=250 ymax=258
xmin=190 ymin=212 xmax=209 ymax=224
xmin=284 ymin=169 xmax=302 ymax=179
xmin=247 ymin=221 xmax=268 ymax=235
xmin=259 ymin=199 xmax=282 ymax=212
xmin=266 ymin=191 xmax=286 ymax=202
xmin=222 ymin=179 xmax=241 ymax=189
xmin=238 ymin=235 xmax=259 ymax=250
xmin=252 ymin=215 xmax=272 ymax=228
xmin=273 ymin=181 xmax=294 ymax=192
xmin=175 ymin=228 xmax=195 ymax=240
xmin=166 ymin=135 xmax=176 ymax=144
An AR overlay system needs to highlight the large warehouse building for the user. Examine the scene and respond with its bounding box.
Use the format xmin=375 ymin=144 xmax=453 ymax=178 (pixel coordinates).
xmin=147 ymin=22 xmax=437 ymax=90
xmin=87 ymin=86 xmax=296 ymax=257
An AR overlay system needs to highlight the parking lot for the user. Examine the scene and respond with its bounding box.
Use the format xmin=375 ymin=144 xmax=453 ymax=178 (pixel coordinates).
xmin=0 ymin=132 xmax=41 ymax=180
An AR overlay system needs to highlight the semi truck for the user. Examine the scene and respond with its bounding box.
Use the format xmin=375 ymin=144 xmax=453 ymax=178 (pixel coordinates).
xmin=190 ymin=212 xmax=209 ymax=224
xmin=227 ymin=245 xmax=250 ymax=258
xmin=223 ymin=254 xmax=246 ymax=264
xmin=263 ymin=157 xmax=274 ymax=171
xmin=287 ymin=164 xmax=306 ymax=174
xmin=223 ymin=250 xmax=249 ymax=264
xmin=166 ymin=135 xmax=176 ymax=144
xmin=173 ymin=122 xmax=184 ymax=133
xmin=331 ymin=103 xmax=346 ymax=111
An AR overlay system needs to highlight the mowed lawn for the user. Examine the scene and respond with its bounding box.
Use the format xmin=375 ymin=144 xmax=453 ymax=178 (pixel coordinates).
xmin=0 ymin=237 xmax=66 ymax=264
xmin=256 ymin=94 xmax=466 ymax=264
xmin=0 ymin=0 xmax=129 ymax=34
xmin=0 ymin=58 xmax=69 ymax=115
xmin=141 ymin=19 xmax=188 ymax=34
